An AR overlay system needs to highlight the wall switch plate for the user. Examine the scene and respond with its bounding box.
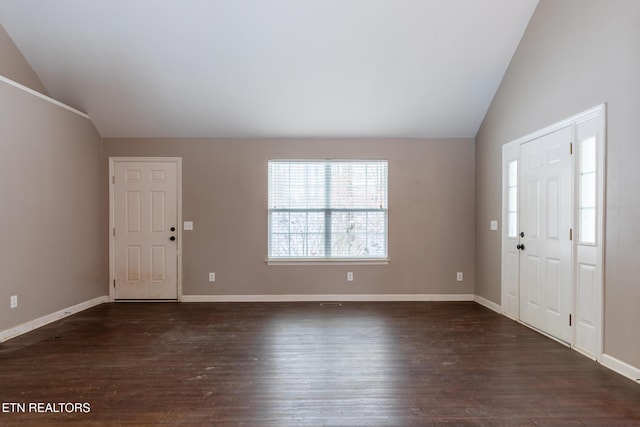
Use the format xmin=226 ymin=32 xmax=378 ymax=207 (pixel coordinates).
xmin=10 ymin=295 xmax=17 ymax=309
xmin=184 ymin=221 xmax=194 ymax=231
xmin=490 ymin=220 xmax=498 ymax=231
xmin=208 ymin=272 xmax=215 ymax=282
xmin=347 ymin=272 xmax=353 ymax=281
xmin=456 ymin=272 xmax=463 ymax=282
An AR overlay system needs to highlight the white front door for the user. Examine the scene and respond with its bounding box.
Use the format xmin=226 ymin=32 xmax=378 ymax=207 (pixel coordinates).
xmin=519 ymin=126 xmax=573 ymax=343
xmin=501 ymin=105 xmax=605 ymax=358
xmin=113 ymin=160 xmax=179 ymax=300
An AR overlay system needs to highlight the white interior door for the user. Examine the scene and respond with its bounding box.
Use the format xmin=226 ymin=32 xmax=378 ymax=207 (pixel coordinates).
xmin=518 ymin=126 xmax=573 ymax=343
xmin=113 ymin=160 xmax=179 ymax=300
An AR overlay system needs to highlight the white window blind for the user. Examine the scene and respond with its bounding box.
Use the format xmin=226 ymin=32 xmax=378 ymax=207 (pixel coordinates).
xmin=268 ymin=160 xmax=388 ymax=259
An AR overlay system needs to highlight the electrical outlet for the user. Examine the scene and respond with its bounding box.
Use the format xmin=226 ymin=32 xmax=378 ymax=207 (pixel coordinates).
xmin=208 ymin=272 xmax=215 ymax=282
xmin=10 ymin=295 xmax=17 ymax=309
xmin=456 ymin=272 xmax=463 ymax=282
xmin=347 ymin=272 xmax=353 ymax=282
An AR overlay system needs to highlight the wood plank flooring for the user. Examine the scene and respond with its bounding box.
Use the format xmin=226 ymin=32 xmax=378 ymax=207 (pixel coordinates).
xmin=1 ymin=302 xmax=639 ymax=426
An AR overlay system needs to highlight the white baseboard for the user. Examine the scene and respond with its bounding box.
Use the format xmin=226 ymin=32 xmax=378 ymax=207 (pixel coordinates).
xmin=601 ymin=353 xmax=640 ymax=384
xmin=473 ymin=295 xmax=501 ymax=313
xmin=182 ymin=294 xmax=475 ymax=303
xmin=0 ymin=296 xmax=108 ymax=342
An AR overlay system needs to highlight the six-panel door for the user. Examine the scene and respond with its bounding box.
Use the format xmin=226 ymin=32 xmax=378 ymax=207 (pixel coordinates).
xmin=518 ymin=127 xmax=572 ymax=344
xmin=113 ymin=161 xmax=178 ymax=300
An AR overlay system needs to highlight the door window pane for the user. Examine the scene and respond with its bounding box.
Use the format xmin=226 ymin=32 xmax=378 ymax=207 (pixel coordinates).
xmin=578 ymin=136 xmax=597 ymax=245
xmin=507 ymin=160 xmax=518 ymax=238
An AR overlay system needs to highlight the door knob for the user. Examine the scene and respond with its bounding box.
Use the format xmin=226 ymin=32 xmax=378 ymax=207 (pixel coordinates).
xmin=517 ymin=244 xmax=525 ymax=250
xmin=520 ymin=231 xmax=525 ymax=238
xmin=170 ymin=226 xmax=176 ymax=232
xmin=170 ymin=236 xmax=176 ymax=241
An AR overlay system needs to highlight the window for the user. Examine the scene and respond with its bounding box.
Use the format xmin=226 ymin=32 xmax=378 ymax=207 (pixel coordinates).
xmin=507 ymin=160 xmax=518 ymax=238
xmin=578 ymin=135 xmax=597 ymax=244
xmin=268 ymin=160 xmax=388 ymax=260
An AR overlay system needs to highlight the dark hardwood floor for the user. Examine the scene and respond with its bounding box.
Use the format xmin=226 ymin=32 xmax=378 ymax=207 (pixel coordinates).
xmin=1 ymin=302 xmax=639 ymax=426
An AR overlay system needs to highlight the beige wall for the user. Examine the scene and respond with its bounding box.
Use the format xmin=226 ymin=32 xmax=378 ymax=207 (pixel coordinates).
xmin=0 ymin=80 xmax=104 ymax=332
xmin=0 ymin=24 xmax=48 ymax=96
xmin=475 ymin=0 xmax=640 ymax=367
xmin=103 ymin=138 xmax=475 ymax=297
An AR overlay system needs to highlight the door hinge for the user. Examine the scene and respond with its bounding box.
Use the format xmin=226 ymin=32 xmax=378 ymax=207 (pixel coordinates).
xmin=113 ymin=228 xmax=116 ymax=236
xmin=570 ymin=143 xmax=573 ymax=155
xmin=113 ymin=279 xmax=116 ymax=288
xmin=569 ymin=228 xmax=573 ymax=240
xmin=569 ymin=314 xmax=572 ymax=326
xmin=112 ymin=176 xmax=115 ymax=184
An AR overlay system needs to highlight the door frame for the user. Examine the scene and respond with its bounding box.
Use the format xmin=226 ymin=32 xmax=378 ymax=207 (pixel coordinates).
xmin=109 ymin=157 xmax=183 ymax=302
xmin=501 ymin=104 xmax=606 ymax=360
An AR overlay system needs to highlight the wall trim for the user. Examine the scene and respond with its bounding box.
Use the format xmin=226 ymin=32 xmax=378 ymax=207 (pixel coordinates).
xmin=474 ymin=295 xmax=501 ymax=313
xmin=601 ymin=354 xmax=640 ymax=384
xmin=0 ymin=296 xmax=108 ymax=342
xmin=266 ymin=258 xmax=390 ymax=266
xmin=182 ymin=294 xmax=475 ymax=303
xmin=0 ymin=74 xmax=90 ymax=119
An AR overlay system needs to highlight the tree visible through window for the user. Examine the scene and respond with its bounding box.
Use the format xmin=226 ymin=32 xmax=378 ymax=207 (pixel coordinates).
xmin=268 ymin=160 xmax=388 ymax=259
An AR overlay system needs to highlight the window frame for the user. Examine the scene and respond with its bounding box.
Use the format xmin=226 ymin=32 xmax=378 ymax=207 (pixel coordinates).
xmin=267 ymin=159 xmax=390 ymax=265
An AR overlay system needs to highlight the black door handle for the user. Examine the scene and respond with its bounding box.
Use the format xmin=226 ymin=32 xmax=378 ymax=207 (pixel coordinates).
xmin=170 ymin=226 xmax=176 ymax=232
xmin=517 ymin=244 xmax=525 ymax=250
xmin=170 ymin=236 xmax=176 ymax=241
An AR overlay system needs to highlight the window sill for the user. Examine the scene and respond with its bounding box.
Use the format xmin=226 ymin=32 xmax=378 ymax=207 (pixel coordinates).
xmin=266 ymin=258 xmax=390 ymax=266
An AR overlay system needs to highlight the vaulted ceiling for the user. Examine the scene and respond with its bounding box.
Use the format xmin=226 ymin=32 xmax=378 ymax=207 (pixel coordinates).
xmin=0 ymin=0 xmax=538 ymax=138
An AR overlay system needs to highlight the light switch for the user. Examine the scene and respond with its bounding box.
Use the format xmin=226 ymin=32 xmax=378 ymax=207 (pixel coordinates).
xmin=184 ymin=221 xmax=193 ymax=231
xmin=490 ymin=220 xmax=498 ymax=231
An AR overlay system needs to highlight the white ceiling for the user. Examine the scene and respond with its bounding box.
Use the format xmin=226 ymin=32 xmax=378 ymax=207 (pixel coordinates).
xmin=0 ymin=0 xmax=538 ymax=138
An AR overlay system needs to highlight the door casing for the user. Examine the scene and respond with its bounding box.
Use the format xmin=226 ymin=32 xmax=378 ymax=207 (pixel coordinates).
xmin=109 ymin=157 xmax=183 ymax=302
